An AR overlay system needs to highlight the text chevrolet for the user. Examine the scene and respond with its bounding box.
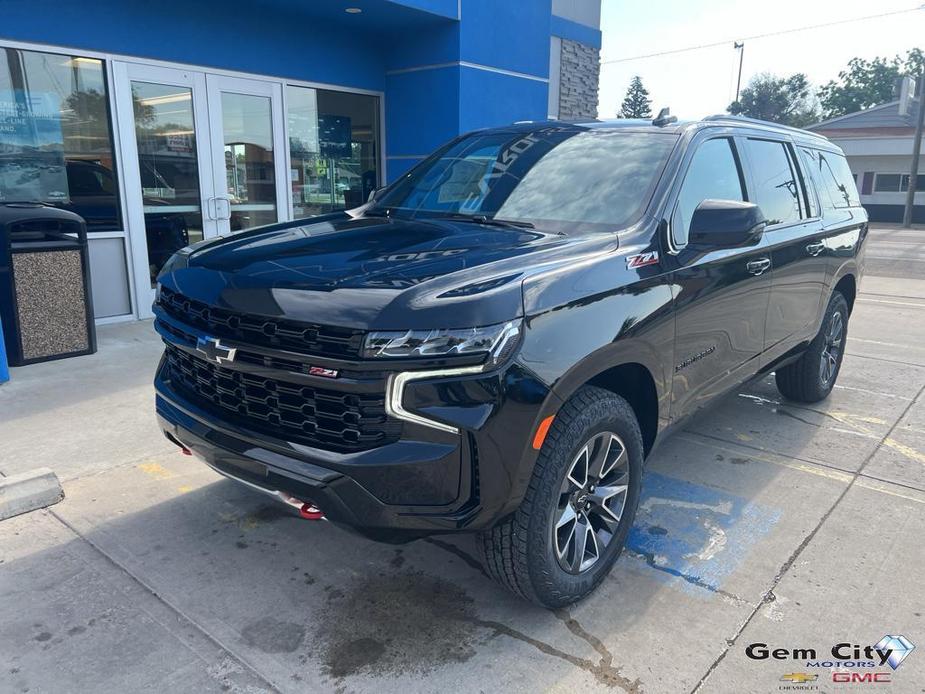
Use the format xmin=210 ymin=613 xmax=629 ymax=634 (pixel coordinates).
xmin=154 ymin=115 xmax=866 ymax=607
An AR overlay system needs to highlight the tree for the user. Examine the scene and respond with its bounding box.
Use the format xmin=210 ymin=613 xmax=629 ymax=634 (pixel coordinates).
xmin=727 ymin=72 xmax=819 ymax=127
xmin=819 ymin=49 xmax=925 ymax=119
xmin=619 ymin=76 xmax=652 ymax=119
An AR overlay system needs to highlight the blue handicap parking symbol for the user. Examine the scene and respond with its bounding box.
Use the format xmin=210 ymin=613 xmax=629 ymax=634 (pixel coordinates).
xmin=627 ymin=472 xmax=781 ymax=596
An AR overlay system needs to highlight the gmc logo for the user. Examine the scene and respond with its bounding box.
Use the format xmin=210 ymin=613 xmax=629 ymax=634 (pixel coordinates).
xmin=832 ymin=673 xmax=891 ymax=683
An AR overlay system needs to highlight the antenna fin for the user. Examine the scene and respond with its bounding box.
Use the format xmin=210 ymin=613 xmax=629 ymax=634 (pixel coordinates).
xmin=653 ymin=107 xmax=678 ymax=127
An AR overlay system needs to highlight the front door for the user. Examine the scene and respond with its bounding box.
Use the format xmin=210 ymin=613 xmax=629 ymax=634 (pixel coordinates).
xmin=114 ymin=66 xmax=288 ymax=317
xmin=205 ymin=75 xmax=288 ymax=235
xmin=666 ymin=135 xmax=772 ymax=421
xmin=114 ymin=63 xmax=217 ymax=313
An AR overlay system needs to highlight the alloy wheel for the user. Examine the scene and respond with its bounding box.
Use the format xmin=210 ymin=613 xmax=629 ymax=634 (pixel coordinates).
xmin=820 ymin=310 xmax=844 ymax=385
xmin=553 ymin=431 xmax=630 ymax=574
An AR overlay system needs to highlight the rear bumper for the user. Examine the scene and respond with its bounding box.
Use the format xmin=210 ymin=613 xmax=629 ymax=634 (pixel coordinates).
xmin=155 ymin=352 xmax=553 ymax=541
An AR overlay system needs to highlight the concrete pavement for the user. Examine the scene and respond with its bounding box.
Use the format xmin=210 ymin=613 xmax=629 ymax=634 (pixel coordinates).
xmin=2 ymin=226 xmax=924 ymax=693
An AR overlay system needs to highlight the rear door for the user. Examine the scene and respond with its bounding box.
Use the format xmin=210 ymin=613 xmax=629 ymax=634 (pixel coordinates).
xmin=739 ymin=137 xmax=826 ymax=361
xmin=668 ymin=135 xmax=772 ymax=421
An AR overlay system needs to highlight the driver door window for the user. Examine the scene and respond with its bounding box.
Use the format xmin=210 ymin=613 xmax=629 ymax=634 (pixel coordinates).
xmin=672 ymin=137 xmax=745 ymax=248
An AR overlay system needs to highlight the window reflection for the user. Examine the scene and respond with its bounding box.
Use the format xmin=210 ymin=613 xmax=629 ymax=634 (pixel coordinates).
xmin=287 ymin=86 xmax=379 ymax=218
xmin=743 ymin=139 xmax=801 ymax=225
xmin=0 ymin=47 xmax=121 ymax=229
xmin=221 ymin=92 xmax=276 ymax=230
xmin=131 ymin=81 xmax=203 ymax=284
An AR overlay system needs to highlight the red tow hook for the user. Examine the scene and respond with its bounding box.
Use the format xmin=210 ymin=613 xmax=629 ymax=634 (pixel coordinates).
xmin=181 ymin=447 xmax=193 ymax=456
xmin=298 ymin=503 xmax=325 ymax=520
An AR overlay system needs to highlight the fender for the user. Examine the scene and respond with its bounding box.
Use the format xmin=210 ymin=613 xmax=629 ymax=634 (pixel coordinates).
xmin=544 ymin=338 xmax=670 ymax=428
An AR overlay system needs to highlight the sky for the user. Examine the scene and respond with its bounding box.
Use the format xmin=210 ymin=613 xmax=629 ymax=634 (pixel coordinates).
xmin=597 ymin=0 xmax=925 ymax=120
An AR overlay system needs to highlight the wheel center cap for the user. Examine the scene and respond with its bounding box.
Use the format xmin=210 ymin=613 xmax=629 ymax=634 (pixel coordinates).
xmin=574 ymin=492 xmax=590 ymax=507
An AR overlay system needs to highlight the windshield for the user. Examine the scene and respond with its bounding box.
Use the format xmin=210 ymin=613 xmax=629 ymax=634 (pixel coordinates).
xmin=373 ymin=127 xmax=678 ymax=233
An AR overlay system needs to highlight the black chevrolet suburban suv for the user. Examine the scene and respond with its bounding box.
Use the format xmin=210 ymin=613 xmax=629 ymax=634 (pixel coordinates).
xmin=154 ymin=115 xmax=866 ymax=607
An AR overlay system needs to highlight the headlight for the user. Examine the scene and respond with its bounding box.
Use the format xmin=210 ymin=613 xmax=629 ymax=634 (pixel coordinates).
xmin=363 ymin=320 xmax=521 ymax=362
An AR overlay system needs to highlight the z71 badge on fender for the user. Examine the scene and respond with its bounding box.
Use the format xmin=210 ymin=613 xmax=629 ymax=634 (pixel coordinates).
xmin=626 ymin=251 xmax=659 ymax=269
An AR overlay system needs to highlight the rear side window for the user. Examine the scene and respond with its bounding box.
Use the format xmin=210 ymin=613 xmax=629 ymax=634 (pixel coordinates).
xmin=672 ymin=137 xmax=745 ymax=247
xmin=743 ymin=139 xmax=802 ymax=226
xmin=799 ymin=148 xmax=860 ymax=210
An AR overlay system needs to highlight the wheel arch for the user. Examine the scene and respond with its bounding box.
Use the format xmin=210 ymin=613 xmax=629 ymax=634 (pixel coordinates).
xmin=833 ymin=272 xmax=857 ymax=314
xmin=543 ymin=343 xmax=668 ymax=458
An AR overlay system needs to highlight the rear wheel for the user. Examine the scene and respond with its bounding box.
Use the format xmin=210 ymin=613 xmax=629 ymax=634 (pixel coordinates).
xmin=775 ymin=291 xmax=849 ymax=403
xmin=477 ymin=386 xmax=643 ymax=608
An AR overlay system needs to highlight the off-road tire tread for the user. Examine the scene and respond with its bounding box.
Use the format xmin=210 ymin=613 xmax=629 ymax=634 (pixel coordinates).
xmin=477 ymin=386 xmax=642 ymax=607
xmin=775 ymin=291 xmax=849 ymax=403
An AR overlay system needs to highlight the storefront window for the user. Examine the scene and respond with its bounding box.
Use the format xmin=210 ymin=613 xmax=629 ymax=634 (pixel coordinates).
xmin=0 ymin=47 xmax=121 ymax=229
xmin=287 ymin=86 xmax=379 ymax=218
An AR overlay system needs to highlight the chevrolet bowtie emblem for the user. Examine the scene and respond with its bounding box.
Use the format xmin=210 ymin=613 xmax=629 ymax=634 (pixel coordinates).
xmin=780 ymin=673 xmax=817 ymax=684
xmin=196 ymin=336 xmax=237 ymax=365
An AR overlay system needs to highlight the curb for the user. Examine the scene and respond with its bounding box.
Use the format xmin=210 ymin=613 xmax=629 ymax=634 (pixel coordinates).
xmin=0 ymin=468 xmax=64 ymax=521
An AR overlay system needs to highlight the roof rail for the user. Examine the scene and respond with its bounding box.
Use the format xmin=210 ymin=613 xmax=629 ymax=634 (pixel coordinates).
xmin=702 ymin=114 xmax=828 ymax=139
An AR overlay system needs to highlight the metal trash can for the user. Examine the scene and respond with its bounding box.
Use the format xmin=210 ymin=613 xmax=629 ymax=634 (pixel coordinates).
xmin=0 ymin=203 xmax=97 ymax=366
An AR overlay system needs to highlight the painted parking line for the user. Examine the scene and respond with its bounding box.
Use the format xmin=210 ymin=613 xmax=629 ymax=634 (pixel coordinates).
xmin=628 ymin=472 xmax=781 ymax=598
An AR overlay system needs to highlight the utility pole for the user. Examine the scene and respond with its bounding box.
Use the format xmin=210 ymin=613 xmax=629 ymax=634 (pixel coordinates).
xmin=902 ymin=74 xmax=924 ymax=229
xmin=734 ymin=42 xmax=745 ymax=103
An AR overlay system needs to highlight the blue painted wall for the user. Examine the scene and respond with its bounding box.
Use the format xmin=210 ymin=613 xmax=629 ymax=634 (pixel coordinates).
xmin=1 ymin=0 xmax=597 ymax=183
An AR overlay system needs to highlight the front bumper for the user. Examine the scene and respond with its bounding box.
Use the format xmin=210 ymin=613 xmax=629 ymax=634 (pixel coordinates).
xmin=155 ymin=344 xmax=553 ymax=541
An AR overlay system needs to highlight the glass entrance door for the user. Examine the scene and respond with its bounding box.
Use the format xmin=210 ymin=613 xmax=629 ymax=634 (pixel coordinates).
xmin=206 ymin=75 xmax=287 ymax=234
xmin=115 ymin=66 xmax=288 ymax=317
xmin=113 ymin=63 xmax=216 ymax=315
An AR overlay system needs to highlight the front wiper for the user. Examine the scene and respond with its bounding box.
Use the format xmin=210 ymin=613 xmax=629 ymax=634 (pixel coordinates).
xmin=440 ymin=212 xmax=535 ymax=229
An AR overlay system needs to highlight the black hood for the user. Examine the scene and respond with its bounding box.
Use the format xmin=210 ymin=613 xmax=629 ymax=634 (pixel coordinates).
xmin=159 ymin=213 xmax=614 ymax=330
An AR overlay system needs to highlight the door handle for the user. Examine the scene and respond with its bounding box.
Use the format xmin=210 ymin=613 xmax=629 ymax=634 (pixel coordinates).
xmin=806 ymin=241 xmax=825 ymax=256
xmin=216 ymin=197 xmax=232 ymax=221
xmin=746 ymin=258 xmax=771 ymax=276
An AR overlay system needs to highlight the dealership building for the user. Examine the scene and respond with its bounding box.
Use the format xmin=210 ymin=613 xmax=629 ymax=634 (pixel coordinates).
xmin=0 ymin=0 xmax=601 ymax=324
xmin=809 ymin=99 xmax=925 ymax=224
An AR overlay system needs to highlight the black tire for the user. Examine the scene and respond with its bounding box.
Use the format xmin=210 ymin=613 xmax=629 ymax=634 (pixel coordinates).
xmin=477 ymin=386 xmax=644 ymax=608
xmin=775 ymin=291 xmax=849 ymax=403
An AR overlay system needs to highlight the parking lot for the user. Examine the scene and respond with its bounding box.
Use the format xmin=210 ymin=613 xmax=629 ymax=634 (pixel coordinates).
xmin=2 ymin=225 xmax=924 ymax=693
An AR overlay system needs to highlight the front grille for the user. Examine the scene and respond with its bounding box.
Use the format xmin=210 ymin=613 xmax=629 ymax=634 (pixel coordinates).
xmin=164 ymin=344 xmax=399 ymax=451
xmin=158 ymin=286 xmax=365 ymax=359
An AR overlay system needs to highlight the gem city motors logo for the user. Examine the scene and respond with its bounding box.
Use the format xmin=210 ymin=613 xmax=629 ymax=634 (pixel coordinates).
xmin=750 ymin=635 xmax=915 ymax=689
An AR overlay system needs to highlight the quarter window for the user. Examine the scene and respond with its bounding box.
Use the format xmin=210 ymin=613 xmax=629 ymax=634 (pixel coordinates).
xmin=672 ymin=137 xmax=745 ymax=248
xmin=743 ymin=139 xmax=802 ymax=226
xmin=800 ymin=148 xmax=860 ymax=210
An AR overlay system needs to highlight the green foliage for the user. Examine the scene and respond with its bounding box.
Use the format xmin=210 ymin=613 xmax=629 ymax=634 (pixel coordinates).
xmin=727 ymin=73 xmax=820 ymax=127
xmin=819 ymin=48 xmax=924 ymax=119
xmin=619 ymin=76 xmax=652 ymax=119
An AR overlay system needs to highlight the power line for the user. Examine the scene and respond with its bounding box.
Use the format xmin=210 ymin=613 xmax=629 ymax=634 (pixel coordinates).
xmin=601 ymin=5 xmax=925 ymax=65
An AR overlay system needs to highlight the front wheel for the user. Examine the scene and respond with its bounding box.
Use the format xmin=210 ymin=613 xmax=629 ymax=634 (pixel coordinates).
xmin=775 ymin=291 xmax=849 ymax=403
xmin=477 ymin=386 xmax=643 ymax=608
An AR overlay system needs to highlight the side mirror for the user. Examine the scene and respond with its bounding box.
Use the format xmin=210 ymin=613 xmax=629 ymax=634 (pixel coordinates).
xmin=688 ymin=199 xmax=767 ymax=248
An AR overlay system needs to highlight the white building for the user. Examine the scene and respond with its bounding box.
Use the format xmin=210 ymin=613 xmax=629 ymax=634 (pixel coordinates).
xmin=809 ymin=100 xmax=923 ymax=224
